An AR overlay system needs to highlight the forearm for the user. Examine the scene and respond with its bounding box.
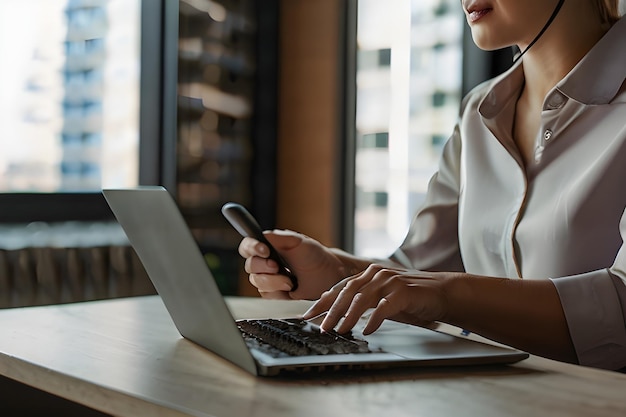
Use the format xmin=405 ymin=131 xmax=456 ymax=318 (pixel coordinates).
xmin=444 ymin=274 xmax=578 ymax=363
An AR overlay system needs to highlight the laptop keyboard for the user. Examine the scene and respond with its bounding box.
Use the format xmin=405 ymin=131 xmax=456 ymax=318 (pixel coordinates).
xmin=237 ymin=318 xmax=373 ymax=357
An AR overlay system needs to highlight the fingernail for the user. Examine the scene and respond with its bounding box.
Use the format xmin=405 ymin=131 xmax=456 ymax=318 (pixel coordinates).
xmin=267 ymin=259 xmax=278 ymax=270
xmin=258 ymin=243 xmax=269 ymax=256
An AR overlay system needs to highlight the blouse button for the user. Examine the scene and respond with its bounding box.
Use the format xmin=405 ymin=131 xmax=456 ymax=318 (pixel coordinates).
xmin=544 ymin=129 xmax=553 ymax=141
xmin=547 ymin=92 xmax=566 ymax=109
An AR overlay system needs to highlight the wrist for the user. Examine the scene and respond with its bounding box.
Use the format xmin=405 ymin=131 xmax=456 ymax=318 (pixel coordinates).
xmin=327 ymin=247 xmax=368 ymax=278
xmin=440 ymin=272 xmax=472 ymax=325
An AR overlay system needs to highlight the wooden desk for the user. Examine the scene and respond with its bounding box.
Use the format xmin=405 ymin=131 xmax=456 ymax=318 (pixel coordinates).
xmin=1 ymin=296 xmax=625 ymax=417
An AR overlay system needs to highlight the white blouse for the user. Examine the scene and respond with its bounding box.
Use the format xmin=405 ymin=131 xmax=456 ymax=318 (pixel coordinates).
xmin=393 ymin=17 xmax=626 ymax=370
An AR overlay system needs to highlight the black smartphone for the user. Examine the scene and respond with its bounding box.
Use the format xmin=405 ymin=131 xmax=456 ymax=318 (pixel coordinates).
xmin=221 ymin=202 xmax=298 ymax=291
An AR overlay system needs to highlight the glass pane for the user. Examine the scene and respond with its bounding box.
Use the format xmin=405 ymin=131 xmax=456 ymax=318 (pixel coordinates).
xmin=0 ymin=0 xmax=141 ymax=192
xmin=354 ymin=0 xmax=463 ymax=257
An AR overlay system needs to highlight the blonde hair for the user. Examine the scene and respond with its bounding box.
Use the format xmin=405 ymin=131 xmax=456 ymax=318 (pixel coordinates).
xmin=593 ymin=0 xmax=621 ymax=25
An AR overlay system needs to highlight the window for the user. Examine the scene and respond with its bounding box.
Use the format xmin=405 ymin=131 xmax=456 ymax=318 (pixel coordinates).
xmin=0 ymin=0 xmax=141 ymax=194
xmin=353 ymin=0 xmax=464 ymax=257
xmin=0 ymin=0 xmax=177 ymax=224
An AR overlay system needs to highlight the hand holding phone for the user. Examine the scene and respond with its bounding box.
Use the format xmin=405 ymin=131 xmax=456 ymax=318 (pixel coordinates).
xmin=221 ymin=202 xmax=298 ymax=291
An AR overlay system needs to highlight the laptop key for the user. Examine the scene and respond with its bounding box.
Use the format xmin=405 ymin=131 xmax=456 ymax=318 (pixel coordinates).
xmin=238 ymin=319 xmax=372 ymax=357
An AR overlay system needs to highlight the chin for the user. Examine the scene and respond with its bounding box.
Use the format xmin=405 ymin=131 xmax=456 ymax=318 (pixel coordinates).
xmin=469 ymin=32 xmax=511 ymax=52
xmin=473 ymin=43 xmax=508 ymax=52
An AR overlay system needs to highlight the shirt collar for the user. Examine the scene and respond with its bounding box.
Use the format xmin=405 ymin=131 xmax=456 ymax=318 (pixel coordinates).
xmin=478 ymin=62 xmax=524 ymax=120
xmin=479 ymin=16 xmax=626 ymax=116
xmin=558 ymin=17 xmax=626 ymax=105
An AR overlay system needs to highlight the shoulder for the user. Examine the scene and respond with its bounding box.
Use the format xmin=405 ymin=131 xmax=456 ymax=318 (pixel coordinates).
xmin=459 ymin=79 xmax=493 ymax=116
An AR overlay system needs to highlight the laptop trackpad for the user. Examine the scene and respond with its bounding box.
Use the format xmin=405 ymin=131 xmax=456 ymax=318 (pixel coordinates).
xmin=361 ymin=320 xmax=506 ymax=359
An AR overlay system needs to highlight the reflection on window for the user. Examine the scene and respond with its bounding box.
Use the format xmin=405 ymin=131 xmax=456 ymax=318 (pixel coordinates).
xmin=0 ymin=0 xmax=140 ymax=192
xmin=354 ymin=0 xmax=463 ymax=257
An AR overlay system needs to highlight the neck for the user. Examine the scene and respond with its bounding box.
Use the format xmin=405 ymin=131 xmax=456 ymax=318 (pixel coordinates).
xmin=518 ymin=3 xmax=610 ymax=104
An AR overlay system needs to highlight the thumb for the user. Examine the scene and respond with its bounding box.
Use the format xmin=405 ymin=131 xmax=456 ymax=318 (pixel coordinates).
xmin=262 ymin=229 xmax=305 ymax=252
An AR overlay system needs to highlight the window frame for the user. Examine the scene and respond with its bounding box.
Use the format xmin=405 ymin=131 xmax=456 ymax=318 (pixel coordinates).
xmin=0 ymin=0 xmax=179 ymax=224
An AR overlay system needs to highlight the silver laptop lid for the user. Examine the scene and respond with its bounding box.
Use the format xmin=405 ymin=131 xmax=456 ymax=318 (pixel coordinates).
xmin=103 ymin=187 xmax=258 ymax=375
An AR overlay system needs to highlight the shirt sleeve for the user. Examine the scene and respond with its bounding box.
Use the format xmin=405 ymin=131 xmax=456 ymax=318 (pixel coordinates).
xmin=391 ymin=124 xmax=465 ymax=272
xmin=550 ymin=208 xmax=626 ymax=370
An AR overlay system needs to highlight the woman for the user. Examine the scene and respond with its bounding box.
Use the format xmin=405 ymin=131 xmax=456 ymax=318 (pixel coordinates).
xmin=239 ymin=0 xmax=626 ymax=370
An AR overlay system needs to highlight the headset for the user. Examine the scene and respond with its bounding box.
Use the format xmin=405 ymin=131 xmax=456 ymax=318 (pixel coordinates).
xmin=513 ymin=0 xmax=566 ymax=63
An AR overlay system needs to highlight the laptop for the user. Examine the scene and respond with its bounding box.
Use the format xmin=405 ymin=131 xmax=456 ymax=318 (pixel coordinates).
xmin=103 ymin=186 xmax=528 ymax=376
